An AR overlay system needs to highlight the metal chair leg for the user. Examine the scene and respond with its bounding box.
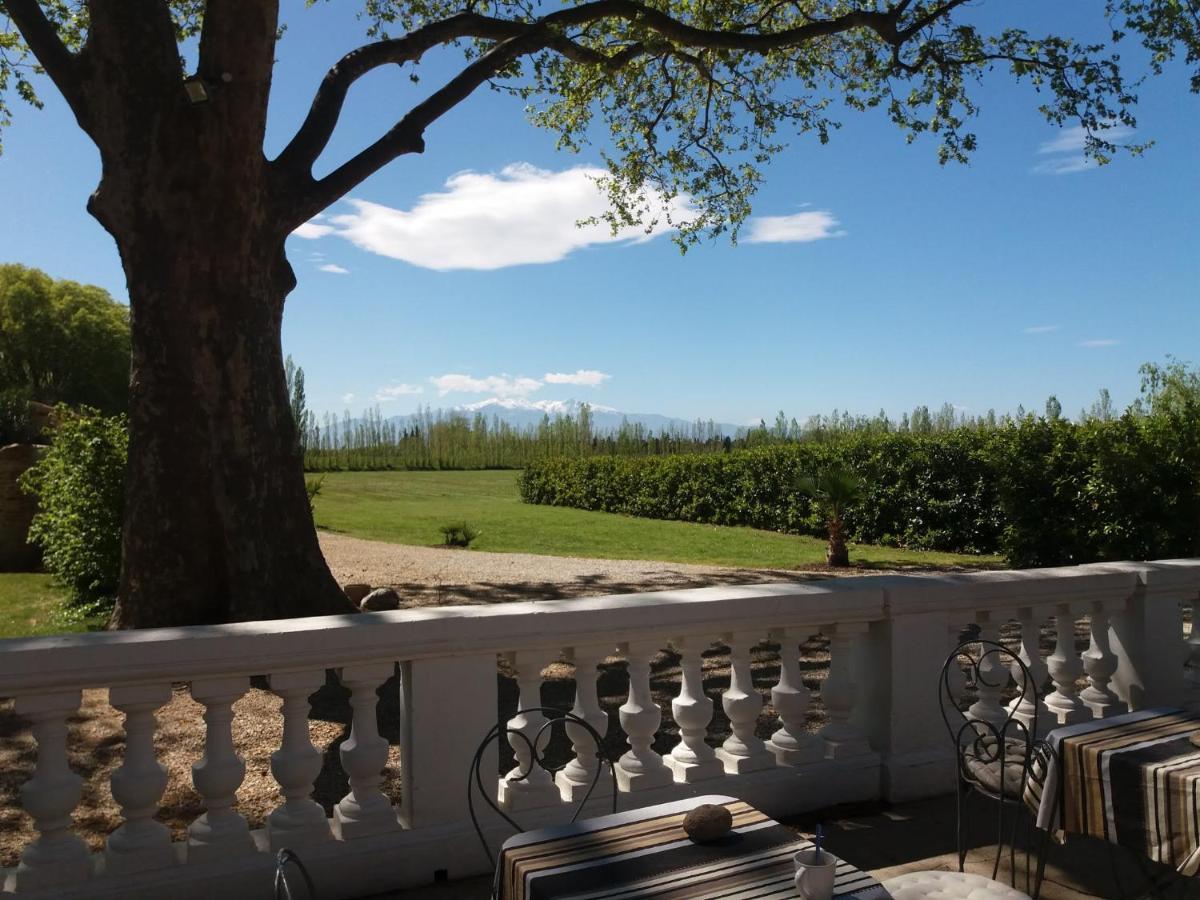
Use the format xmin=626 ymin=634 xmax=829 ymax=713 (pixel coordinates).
xmin=992 ymin=796 xmax=1004 ymax=882
xmin=1032 ymin=826 xmax=1049 ymax=900
xmin=956 ymin=782 xmax=968 ymax=872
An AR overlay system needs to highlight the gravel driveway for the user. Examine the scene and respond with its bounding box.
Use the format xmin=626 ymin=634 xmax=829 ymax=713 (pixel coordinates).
xmin=318 ymin=531 xmax=836 ymax=606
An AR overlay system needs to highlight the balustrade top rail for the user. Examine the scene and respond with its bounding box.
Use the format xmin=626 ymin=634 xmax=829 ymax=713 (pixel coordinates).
xmin=0 ymin=560 xmax=1196 ymax=696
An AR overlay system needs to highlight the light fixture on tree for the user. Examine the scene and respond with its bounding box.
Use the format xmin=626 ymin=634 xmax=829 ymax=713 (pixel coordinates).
xmin=183 ymin=73 xmax=232 ymax=105
xmin=182 ymin=76 xmax=208 ymax=105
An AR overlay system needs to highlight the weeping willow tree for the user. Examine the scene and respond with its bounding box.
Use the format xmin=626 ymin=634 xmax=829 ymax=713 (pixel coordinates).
xmin=0 ymin=0 xmax=1195 ymax=626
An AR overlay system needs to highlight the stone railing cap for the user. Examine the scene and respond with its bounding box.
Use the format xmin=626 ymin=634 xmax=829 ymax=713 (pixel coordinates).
xmin=0 ymin=579 xmax=883 ymax=695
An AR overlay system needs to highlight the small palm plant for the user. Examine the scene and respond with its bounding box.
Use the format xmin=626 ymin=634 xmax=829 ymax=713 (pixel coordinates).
xmin=796 ymin=466 xmax=865 ymax=567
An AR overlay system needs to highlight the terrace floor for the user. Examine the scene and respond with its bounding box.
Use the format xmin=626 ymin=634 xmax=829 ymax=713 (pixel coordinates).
xmin=375 ymin=793 xmax=1176 ymax=900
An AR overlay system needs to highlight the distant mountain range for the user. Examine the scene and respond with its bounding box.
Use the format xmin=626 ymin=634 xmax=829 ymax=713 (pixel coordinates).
xmin=384 ymin=397 xmax=744 ymax=437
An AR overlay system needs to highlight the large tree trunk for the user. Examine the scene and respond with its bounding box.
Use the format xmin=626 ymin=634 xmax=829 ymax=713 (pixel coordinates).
xmin=107 ymin=234 xmax=355 ymax=627
xmin=79 ymin=0 xmax=356 ymax=627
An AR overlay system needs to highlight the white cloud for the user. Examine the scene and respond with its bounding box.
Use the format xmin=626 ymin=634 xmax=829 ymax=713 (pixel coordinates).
xmin=318 ymin=263 xmax=349 ymax=274
xmin=293 ymin=216 xmax=335 ymax=240
xmin=341 ymin=392 xmax=356 ymax=404
xmin=1079 ymin=339 xmax=1119 ymax=348
xmin=1024 ymin=325 xmax=1060 ymax=334
xmin=1033 ymin=125 xmax=1134 ymax=175
xmin=325 ymin=163 xmax=694 ymax=271
xmin=743 ymin=210 xmax=843 ymax=244
xmin=374 ymin=383 xmax=423 ymax=401
xmin=431 ymin=373 xmax=543 ymax=397
xmin=543 ymin=369 xmax=611 ymax=387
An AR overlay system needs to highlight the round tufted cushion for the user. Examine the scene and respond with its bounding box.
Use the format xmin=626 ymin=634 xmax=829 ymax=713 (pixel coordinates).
xmin=962 ymin=736 xmax=1030 ymax=798
xmin=881 ymin=870 xmax=1032 ymax=900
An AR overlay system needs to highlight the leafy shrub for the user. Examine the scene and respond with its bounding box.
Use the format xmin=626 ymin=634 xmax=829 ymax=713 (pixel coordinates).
xmin=304 ymin=475 xmax=325 ymax=515
xmin=440 ymin=521 xmax=479 ymax=548
xmin=520 ymin=413 xmax=1200 ymax=566
xmin=19 ymin=407 xmax=127 ymax=611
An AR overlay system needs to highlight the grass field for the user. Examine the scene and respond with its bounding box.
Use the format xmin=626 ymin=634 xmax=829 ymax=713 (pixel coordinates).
xmin=314 ymin=469 xmax=1001 ymax=571
xmin=0 ymin=573 xmax=89 ymax=638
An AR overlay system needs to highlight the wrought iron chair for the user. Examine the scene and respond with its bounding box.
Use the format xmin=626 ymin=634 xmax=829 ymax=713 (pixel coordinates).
xmin=467 ymin=706 xmax=618 ymax=870
xmin=273 ymin=847 xmax=317 ymax=900
xmin=940 ymin=639 xmax=1047 ymax=897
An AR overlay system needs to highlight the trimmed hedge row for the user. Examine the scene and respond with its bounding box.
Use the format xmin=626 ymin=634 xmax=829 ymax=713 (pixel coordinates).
xmin=518 ymin=415 xmax=1200 ymax=567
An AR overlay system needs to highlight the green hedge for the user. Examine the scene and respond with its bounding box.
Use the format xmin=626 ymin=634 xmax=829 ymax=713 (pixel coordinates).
xmin=519 ymin=414 xmax=1200 ymax=566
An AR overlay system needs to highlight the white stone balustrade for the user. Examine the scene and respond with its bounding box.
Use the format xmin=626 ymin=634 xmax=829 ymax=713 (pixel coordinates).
xmin=0 ymin=561 xmax=1196 ymax=900
xmin=665 ymin=636 xmax=723 ymax=782
xmin=556 ymin=645 xmax=612 ymax=801
xmin=267 ymin=670 xmax=331 ymax=849
xmin=818 ymin=623 xmax=872 ymax=758
xmin=944 ymin=621 xmax=968 ymax=701
xmin=498 ymin=650 xmax=561 ymax=810
xmin=188 ymin=676 xmax=256 ymax=862
xmin=615 ymin=640 xmax=673 ymax=790
xmin=334 ymin=663 xmax=400 ymax=838
xmin=1008 ymin=608 xmax=1049 ymax=732
xmin=1045 ymin=603 xmax=1089 ymax=725
xmin=106 ymin=683 xmax=173 ymax=874
xmin=967 ymin=614 xmax=1012 ymax=729
xmin=766 ymin=628 xmax=823 ymax=765
xmin=1186 ymin=597 xmax=1200 ymax=712
xmin=715 ymin=631 xmax=774 ymax=773
xmin=7 ymin=690 xmax=90 ymax=893
xmin=1081 ymin=600 xmax=1127 ymax=719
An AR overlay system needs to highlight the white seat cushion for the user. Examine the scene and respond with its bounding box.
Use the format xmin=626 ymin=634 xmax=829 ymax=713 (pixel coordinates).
xmin=881 ymin=870 xmax=1032 ymax=900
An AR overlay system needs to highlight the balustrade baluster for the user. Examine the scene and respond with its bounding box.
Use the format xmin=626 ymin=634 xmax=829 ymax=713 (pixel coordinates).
xmin=766 ymin=629 xmax=823 ymax=766
xmin=556 ymin=646 xmax=613 ymax=801
xmin=106 ymin=684 xmax=174 ymax=874
xmin=716 ymin=631 xmax=774 ymax=773
xmin=818 ymin=624 xmax=872 ymax=758
xmin=967 ymin=616 xmax=1011 ymax=729
xmin=1007 ymin=609 xmax=1049 ymax=732
xmin=187 ymin=677 xmax=255 ymax=862
xmin=616 ymin=640 xmax=673 ymax=790
xmin=1081 ymin=602 xmax=1127 ymax=719
xmin=666 ymin=636 xmax=723 ymax=782
xmin=945 ymin=621 xmax=968 ymax=700
xmin=499 ymin=651 xmax=561 ymax=810
xmin=268 ymin=670 xmax=332 ymax=848
xmin=1045 ymin=604 xmax=1089 ymax=725
xmin=334 ymin=663 xmax=400 ymax=838
xmin=1186 ymin=598 xmax=1200 ymax=712
xmin=9 ymin=691 xmax=90 ymax=892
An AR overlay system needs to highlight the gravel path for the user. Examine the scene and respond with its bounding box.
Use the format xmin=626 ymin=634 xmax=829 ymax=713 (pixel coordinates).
xmin=318 ymin=531 xmax=836 ymax=606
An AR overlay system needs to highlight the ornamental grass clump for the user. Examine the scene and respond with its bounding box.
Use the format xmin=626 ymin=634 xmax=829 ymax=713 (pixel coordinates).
xmin=440 ymin=521 xmax=479 ymax=548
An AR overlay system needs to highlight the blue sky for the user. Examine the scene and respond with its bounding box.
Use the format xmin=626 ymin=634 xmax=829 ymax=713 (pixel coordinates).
xmin=1 ymin=3 xmax=1197 ymax=426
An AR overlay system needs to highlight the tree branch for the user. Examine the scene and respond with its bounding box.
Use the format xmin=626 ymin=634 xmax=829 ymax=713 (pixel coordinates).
xmin=2 ymin=0 xmax=86 ymax=114
xmin=274 ymin=11 xmax=528 ymax=176
xmin=280 ymin=0 xmax=913 ymax=224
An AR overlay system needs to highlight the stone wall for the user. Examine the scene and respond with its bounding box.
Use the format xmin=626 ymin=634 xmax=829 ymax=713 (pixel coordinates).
xmin=0 ymin=443 xmax=42 ymax=571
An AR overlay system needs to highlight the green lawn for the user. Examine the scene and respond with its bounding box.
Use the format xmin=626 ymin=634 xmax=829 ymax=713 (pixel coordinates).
xmin=0 ymin=573 xmax=89 ymax=638
xmin=314 ymin=469 xmax=1002 ymax=571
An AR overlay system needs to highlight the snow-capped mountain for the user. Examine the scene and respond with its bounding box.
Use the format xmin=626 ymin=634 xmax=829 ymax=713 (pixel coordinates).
xmin=386 ymin=397 xmax=741 ymax=436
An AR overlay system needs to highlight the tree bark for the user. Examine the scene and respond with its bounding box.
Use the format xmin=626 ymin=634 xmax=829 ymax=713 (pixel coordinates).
xmin=77 ymin=0 xmax=357 ymax=627
xmin=826 ymin=518 xmax=850 ymax=568
xmin=106 ymin=226 xmax=356 ymax=627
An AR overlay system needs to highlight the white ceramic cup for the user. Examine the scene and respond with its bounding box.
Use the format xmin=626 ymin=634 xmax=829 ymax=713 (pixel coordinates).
xmin=793 ymin=848 xmax=837 ymax=900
